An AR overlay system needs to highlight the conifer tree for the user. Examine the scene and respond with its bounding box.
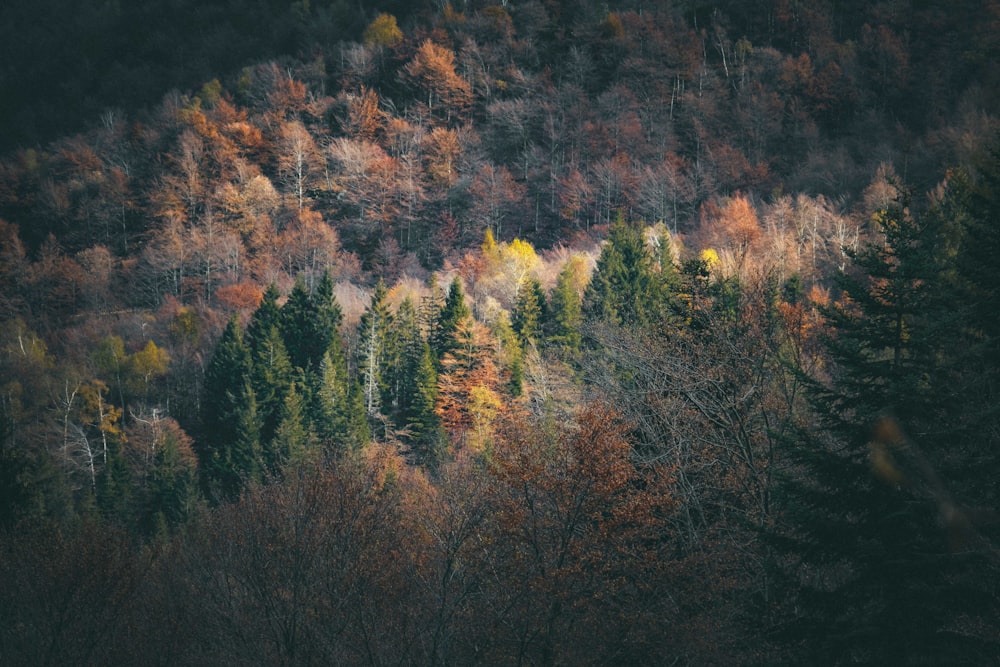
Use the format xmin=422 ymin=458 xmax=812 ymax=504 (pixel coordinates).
xmin=430 ymin=276 xmax=470 ymax=364
xmin=385 ymin=297 xmax=422 ymax=423
xmin=271 ymin=381 xmax=312 ymax=472
xmin=245 ymin=282 xmax=282 ymax=358
xmin=225 ymin=376 xmax=263 ymax=497
xmin=356 ymin=280 xmax=393 ymax=431
xmin=583 ymin=217 xmax=661 ymax=327
xmin=774 ymin=192 xmax=996 ymax=664
xmin=407 ymin=341 xmax=444 ymax=467
xmin=547 ymin=258 xmax=584 ymax=353
xmin=280 ymin=277 xmax=317 ymax=372
xmin=250 ymin=324 xmax=293 ymax=448
xmin=201 ymin=317 xmax=252 ymax=478
xmin=511 ymin=277 xmax=547 ymax=346
xmin=309 ymin=349 xmax=348 ymax=446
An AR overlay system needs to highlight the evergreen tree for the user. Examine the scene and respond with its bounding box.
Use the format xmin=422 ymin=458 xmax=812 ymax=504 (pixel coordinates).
xmin=271 ymin=381 xmax=312 ymax=472
xmin=201 ymin=317 xmax=253 ymax=489
xmin=94 ymin=435 xmax=131 ymax=524
xmin=356 ymin=280 xmax=393 ymax=432
xmin=313 ymin=270 xmax=346 ymax=368
xmin=344 ymin=380 xmax=372 ymax=451
xmin=429 ymin=276 xmax=470 ymax=365
xmin=224 ymin=376 xmax=263 ymax=497
xmin=245 ymin=282 xmax=282 ymax=357
xmin=143 ymin=422 xmax=200 ymax=534
xmin=511 ymin=277 xmax=547 ymax=346
xmin=406 ymin=341 xmax=444 ymax=467
xmin=774 ymin=192 xmax=996 ymax=664
xmin=280 ymin=277 xmax=317 ymax=372
xmin=583 ymin=217 xmax=662 ymax=328
xmin=547 ymin=258 xmax=584 ymax=353
xmin=250 ymin=324 xmax=293 ymax=449
xmin=310 ymin=349 xmax=351 ymax=454
xmin=386 ymin=297 xmax=422 ymax=423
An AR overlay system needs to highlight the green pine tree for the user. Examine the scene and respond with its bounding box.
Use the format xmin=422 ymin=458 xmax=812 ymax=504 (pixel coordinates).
xmin=774 ymin=191 xmax=996 ymax=664
xmin=250 ymin=325 xmax=293 ymax=449
xmin=547 ymin=258 xmax=584 ymax=353
xmin=271 ymin=381 xmax=312 ymax=472
xmin=430 ymin=276 xmax=470 ymax=365
xmin=281 ymin=277 xmax=317 ymax=372
xmin=511 ymin=277 xmax=547 ymax=346
xmin=357 ymin=280 xmax=393 ymax=433
xmin=201 ymin=316 xmax=253 ymax=497
xmin=583 ymin=217 xmax=662 ymax=328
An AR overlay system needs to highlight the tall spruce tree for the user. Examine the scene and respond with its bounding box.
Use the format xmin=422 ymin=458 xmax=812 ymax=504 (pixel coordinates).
xmin=356 ymin=280 xmax=393 ymax=431
xmin=201 ymin=317 xmax=254 ymax=497
xmin=547 ymin=258 xmax=584 ymax=353
xmin=511 ymin=277 xmax=547 ymax=346
xmin=281 ymin=277 xmax=317 ymax=372
xmin=250 ymin=324 xmax=293 ymax=450
xmin=774 ymin=191 xmax=996 ymax=664
xmin=430 ymin=277 xmax=470 ymax=365
xmin=583 ymin=217 xmax=662 ymax=328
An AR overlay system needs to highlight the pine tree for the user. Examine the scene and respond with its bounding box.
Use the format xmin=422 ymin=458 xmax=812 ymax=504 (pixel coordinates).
xmin=407 ymin=341 xmax=444 ymax=467
xmin=547 ymin=258 xmax=584 ymax=353
xmin=356 ymin=280 xmax=393 ymax=432
xmin=201 ymin=317 xmax=252 ymax=483
xmin=281 ymin=277 xmax=317 ymax=372
xmin=583 ymin=217 xmax=661 ymax=327
xmin=774 ymin=192 xmax=996 ymax=664
xmin=429 ymin=276 xmax=470 ymax=365
xmin=308 ymin=349 xmax=348 ymax=454
xmin=250 ymin=324 xmax=293 ymax=449
xmin=245 ymin=282 xmax=282 ymax=358
xmin=385 ymin=297 xmax=421 ymax=423
xmin=511 ymin=277 xmax=547 ymax=346
xmin=313 ymin=269 xmax=346 ymax=368
xmin=271 ymin=381 xmax=312 ymax=472
xmin=225 ymin=376 xmax=263 ymax=497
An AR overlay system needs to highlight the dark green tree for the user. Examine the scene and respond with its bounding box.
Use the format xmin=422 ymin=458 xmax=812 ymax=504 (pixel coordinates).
xmin=200 ymin=317 xmax=252 ymax=479
xmin=271 ymin=381 xmax=312 ymax=473
xmin=407 ymin=341 xmax=445 ymax=468
xmin=250 ymin=324 xmax=293 ymax=449
xmin=774 ymin=191 xmax=997 ymax=664
xmin=547 ymin=259 xmax=584 ymax=353
xmin=224 ymin=377 xmax=263 ymax=497
xmin=429 ymin=277 xmax=470 ymax=365
xmin=310 ymin=349 xmax=351 ymax=454
xmin=280 ymin=277 xmax=318 ymax=372
xmin=583 ymin=217 xmax=663 ymax=328
xmin=356 ymin=280 xmax=393 ymax=432
xmin=511 ymin=277 xmax=547 ymax=346
xmin=143 ymin=420 xmax=200 ymax=535
xmin=245 ymin=282 xmax=282 ymax=358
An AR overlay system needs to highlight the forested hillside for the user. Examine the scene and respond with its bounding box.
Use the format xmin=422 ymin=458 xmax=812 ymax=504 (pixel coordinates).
xmin=1 ymin=1 xmax=999 ymax=664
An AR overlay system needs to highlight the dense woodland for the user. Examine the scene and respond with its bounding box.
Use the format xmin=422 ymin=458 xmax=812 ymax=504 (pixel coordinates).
xmin=1 ymin=0 xmax=1000 ymax=664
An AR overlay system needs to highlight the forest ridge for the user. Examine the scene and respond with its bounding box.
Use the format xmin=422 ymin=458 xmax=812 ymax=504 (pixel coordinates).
xmin=1 ymin=1 xmax=999 ymax=664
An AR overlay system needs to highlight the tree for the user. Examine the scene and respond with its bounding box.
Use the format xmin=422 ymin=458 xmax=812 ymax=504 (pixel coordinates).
xmin=201 ymin=317 xmax=258 ymax=500
xmin=280 ymin=277 xmax=317 ymax=372
xmin=249 ymin=324 xmax=293 ymax=450
xmin=486 ymin=403 xmax=677 ymax=665
xmin=356 ymin=280 xmax=393 ymax=430
xmin=403 ymin=40 xmax=472 ymax=123
xmin=774 ymin=190 xmax=998 ymax=664
xmin=363 ymin=13 xmax=403 ymax=48
xmin=271 ymin=381 xmax=312 ymax=473
xmin=511 ymin=277 xmax=547 ymax=347
xmin=429 ymin=277 xmax=470 ymax=365
xmin=547 ymin=257 xmax=585 ymax=353
xmin=583 ymin=217 xmax=666 ymax=328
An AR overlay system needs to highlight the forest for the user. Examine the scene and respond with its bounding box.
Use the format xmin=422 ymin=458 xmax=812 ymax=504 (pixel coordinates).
xmin=1 ymin=0 xmax=999 ymax=664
